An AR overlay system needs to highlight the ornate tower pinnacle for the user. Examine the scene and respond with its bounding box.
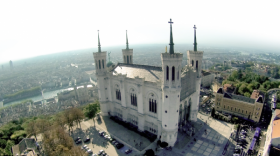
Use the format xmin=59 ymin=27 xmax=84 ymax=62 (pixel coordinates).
xmin=126 ymin=30 xmax=129 ymax=50
xmin=168 ymin=19 xmax=174 ymax=54
xmin=193 ymin=25 xmax=197 ymax=51
xmin=98 ymin=30 xmax=101 ymax=52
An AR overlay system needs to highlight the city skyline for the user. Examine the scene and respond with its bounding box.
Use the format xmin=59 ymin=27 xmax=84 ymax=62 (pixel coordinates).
xmin=1 ymin=0 xmax=280 ymax=63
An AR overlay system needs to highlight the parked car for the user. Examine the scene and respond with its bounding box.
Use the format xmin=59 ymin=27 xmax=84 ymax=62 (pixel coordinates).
xmin=98 ymin=150 xmax=104 ymax=155
xmin=99 ymin=131 xmax=105 ymax=136
xmin=84 ymin=137 xmax=90 ymax=142
xmin=87 ymin=149 xmax=93 ymax=154
xmin=116 ymin=143 xmax=124 ymax=149
xmin=125 ymin=149 xmax=132 ymax=154
xmin=74 ymin=137 xmax=81 ymax=142
xmin=75 ymin=139 xmax=82 ymax=144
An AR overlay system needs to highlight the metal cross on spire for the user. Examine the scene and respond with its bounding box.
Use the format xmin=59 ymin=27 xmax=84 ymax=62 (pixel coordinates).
xmin=193 ymin=25 xmax=197 ymax=51
xmin=98 ymin=30 xmax=102 ymax=52
xmin=126 ymin=30 xmax=129 ymax=50
xmin=168 ymin=18 xmax=174 ymax=54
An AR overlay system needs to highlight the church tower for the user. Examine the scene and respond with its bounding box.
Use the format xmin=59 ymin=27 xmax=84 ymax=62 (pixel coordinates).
xmin=161 ymin=19 xmax=183 ymax=146
xmin=187 ymin=25 xmax=203 ymax=122
xmin=93 ymin=30 xmax=108 ymax=116
xmin=122 ymin=30 xmax=133 ymax=64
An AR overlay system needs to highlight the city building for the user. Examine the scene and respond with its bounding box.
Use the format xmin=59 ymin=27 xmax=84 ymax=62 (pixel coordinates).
xmin=93 ymin=20 xmax=203 ymax=146
xmin=201 ymin=70 xmax=215 ymax=87
xmin=9 ymin=60 xmax=13 ymax=70
xmin=214 ymin=87 xmax=264 ymax=122
xmin=57 ymin=85 xmax=90 ymax=104
xmin=263 ymin=109 xmax=280 ymax=156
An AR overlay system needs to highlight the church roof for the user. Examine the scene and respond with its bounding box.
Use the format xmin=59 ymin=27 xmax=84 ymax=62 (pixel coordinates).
xmin=112 ymin=63 xmax=162 ymax=82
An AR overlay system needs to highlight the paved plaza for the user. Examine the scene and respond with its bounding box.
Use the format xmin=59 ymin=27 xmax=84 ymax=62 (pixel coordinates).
xmin=156 ymin=113 xmax=235 ymax=156
xmin=70 ymin=113 xmax=235 ymax=156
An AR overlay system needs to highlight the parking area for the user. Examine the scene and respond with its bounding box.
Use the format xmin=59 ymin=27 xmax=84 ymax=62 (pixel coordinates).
xmin=232 ymin=126 xmax=262 ymax=156
xmin=200 ymin=98 xmax=214 ymax=116
xmin=71 ymin=116 xmax=153 ymax=156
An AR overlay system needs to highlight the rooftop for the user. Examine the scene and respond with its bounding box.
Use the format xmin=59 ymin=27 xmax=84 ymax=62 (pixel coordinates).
xmin=112 ymin=63 xmax=162 ymax=83
xmin=12 ymin=138 xmax=39 ymax=156
xmin=201 ymin=70 xmax=212 ymax=76
xmin=223 ymin=84 xmax=235 ymax=94
xmin=223 ymin=92 xmax=255 ymax=104
xmin=275 ymin=109 xmax=280 ymax=120
xmin=272 ymin=119 xmax=280 ymax=139
xmin=250 ymin=90 xmax=264 ymax=99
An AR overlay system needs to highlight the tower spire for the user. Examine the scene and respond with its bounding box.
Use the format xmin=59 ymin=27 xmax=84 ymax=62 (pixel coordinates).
xmin=193 ymin=25 xmax=197 ymax=51
xmin=98 ymin=30 xmax=101 ymax=52
xmin=168 ymin=19 xmax=174 ymax=54
xmin=126 ymin=30 xmax=129 ymax=49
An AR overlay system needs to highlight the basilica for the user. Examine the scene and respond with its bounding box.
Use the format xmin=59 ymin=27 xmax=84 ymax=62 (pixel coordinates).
xmin=93 ymin=19 xmax=203 ymax=146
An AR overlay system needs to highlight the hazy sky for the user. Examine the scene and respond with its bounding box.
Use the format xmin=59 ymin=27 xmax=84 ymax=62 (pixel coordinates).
xmin=0 ymin=0 xmax=280 ymax=63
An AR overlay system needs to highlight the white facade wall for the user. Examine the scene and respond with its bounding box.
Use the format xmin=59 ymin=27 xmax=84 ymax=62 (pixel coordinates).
xmin=201 ymin=73 xmax=215 ymax=87
xmin=94 ymin=49 xmax=203 ymax=147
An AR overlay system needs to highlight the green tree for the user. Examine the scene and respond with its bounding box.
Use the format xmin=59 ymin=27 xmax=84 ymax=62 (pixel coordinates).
xmin=25 ymin=120 xmax=38 ymax=140
xmin=232 ymin=117 xmax=239 ymax=124
xmin=0 ymin=139 xmax=7 ymax=149
xmin=71 ymin=107 xmax=84 ymax=128
xmin=238 ymin=84 xmax=249 ymax=95
xmin=84 ymin=101 xmax=100 ymax=127
xmin=64 ymin=109 xmax=74 ymax=133
xmin=4 ymin=140 xmax=14 ymax=155
xmin=244 ymin=92 xmax=251 ymax=98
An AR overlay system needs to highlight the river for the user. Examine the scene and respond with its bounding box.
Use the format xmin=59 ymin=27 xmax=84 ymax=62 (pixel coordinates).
xmin=4 ymin=84 xmax=94 ymax=107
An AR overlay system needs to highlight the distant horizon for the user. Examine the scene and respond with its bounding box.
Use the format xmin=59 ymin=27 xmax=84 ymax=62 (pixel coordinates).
xmin=0 ymin=43 xmax=277 ymax=65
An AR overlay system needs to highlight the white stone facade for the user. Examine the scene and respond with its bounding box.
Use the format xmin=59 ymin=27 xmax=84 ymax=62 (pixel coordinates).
xmin=93 ymin=27 xmax=203 ymax=146
xmin=93 ymin=48 xmax=203 ymax=147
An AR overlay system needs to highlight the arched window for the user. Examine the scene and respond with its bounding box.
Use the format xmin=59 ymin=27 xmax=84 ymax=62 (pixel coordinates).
xmin=124 ymin=56 xmax=126 ymax=63
xmin=172 ymin=66 xmax=175 ymax=81
xmin=102 ymin=59 xmax=104 ymax=69
xmin=130 ymin=55 xmax=132 ymax=63
xmin=246 ymin=111 xmax=247 ymax=114
xmin=127 ymin=56 xmax=129 ymax=64
xmin=99 ymin=60 xmax=101 ymax=69
xmin=196 ymin=60 xmax=198 ymax=69
xmin=235 ymin=108 xmax=236 ymax=111
xmin=231 ymin=107 xmax=232 ymax=110
xmin=149 ymin=95 xmax=157 ymax=113
xmin=177 ymin=70 xmax=179 ymax=80
xmin=227 ymin=106 xmax=229 ymax=109
xmin=131 ymin=93 xmax=137 ymax=106
xmin=116 ymin=89 xmax=121 ymax=101
xmin=191 ymin=60 xmax=194 ymax=66
xmin=224 ymin=105 xmax=225 ymax=108
xmin=166 ymin=66 xmax=169 ymax=81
